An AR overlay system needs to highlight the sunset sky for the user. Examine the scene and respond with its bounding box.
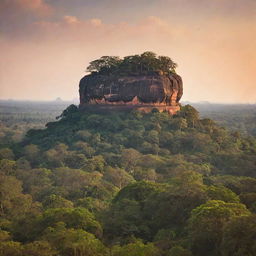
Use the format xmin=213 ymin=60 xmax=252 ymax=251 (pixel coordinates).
xmin=0 ymin=0 xmax=255 ymax=103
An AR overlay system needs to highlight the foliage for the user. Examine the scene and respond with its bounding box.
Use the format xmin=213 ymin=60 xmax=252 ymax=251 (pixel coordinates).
xmin=0 ymin=102 xmax=255 ymax=256
xmin=221 ymin=215 xmax=256 ymax=256
xmin=42 ymin=222 xmax=107 ymax=256
xmin=168 ymin=246 xmax=192 ymax=256
xmin=111 ymin=240 xmax=160 ymax=256
xmin=188 ymin=200 xmax=250 ymax=256
xmin=86 ymin=52 xmax=178 ymax=75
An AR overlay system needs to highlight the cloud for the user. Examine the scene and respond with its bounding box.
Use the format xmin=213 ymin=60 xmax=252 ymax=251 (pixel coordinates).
xmin=64 ymin=16 xmax=80 ymax=25
xmin=45 ymin=0 xmax=256 ymax=25
xmin=0 ymin=0 xmax=53 ymax=37
xmin=90 ymin=18 xmax=102 ymax=27
xmin=16 ymin=0 xmax=52 ymax=15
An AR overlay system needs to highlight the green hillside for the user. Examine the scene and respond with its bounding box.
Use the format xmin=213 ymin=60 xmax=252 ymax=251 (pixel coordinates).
xmin=0 ymin=104 xmax=255 ymax=256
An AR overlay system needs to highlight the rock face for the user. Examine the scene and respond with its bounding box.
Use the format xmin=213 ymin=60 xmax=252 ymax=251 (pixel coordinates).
xmin=79 ymin=73 xmax=183 ymax=114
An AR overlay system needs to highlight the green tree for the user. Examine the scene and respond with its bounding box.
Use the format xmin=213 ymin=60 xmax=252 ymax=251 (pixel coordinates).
xmin=112 ymin=239 xmax=160 ymax=256
xmin=0 ymin=174 xmax=33 ymax=218
xmin=153 ymin=229 xmax=176 ymax=251
xmin=86 ymin=56 xmax=121 ymax=73
xmin=64 ymin=152 xmax=87 ymax=169
xmin=206 ymin=185 xmax=240 ymax=203
xmin=42 ymin=222 xmax=107 ymax=256
xmin=158 ymin=55 xmax=177 ymax=73
xmin=42 ymin=194 xmax=74 ymax=209
xmin=24 ymin=144 xmax=40 ymax=162
xmin=51 ymin=167 xmax=91 ymax=197
xmin=121 ymin=148 xmax=141 ymax=173
xmin=17 ymin=168 xmax=53 ymax=201
xmin=144 ymin=171 xmax=207 ymax=235
xmin=104 ymin=181 xmax=165 ymax=241
xmin=168 ymin=246 xmax=192 ymax=256
xmin=0 ymin=241 xmax=23 ymax=256
xmin=178 ymin=105 xmax=199 ymax=128
xmin=85 ymin=52 xmax=178 ymax=75
xmin=121 ymin=55 xmax=141 ymax=74
xmin=73 ymin=141 xmax=95 ymax=157
xmin=23 ymin=241 xmax=57 ymax=256
xmin=0 ymin=159 xmax=16 ymax=175
xmin=239 ymin=192 xmax=256 ymax=213
xmin=39 ymin=207 xmax=102 ymax=237
xmin=84 ymin=155 xmax=105 ymax=172
xmin=45 ymin=143 xmax=69 ymax=167
xmin=103 ymin=167 xmax=134 ymax=189
xmin=0 ymin=230 xmax=11 ymax=242
xmin=221 ymin=215 xmax=256 ymax=256
xmin=140 ymin=51 xmax=158 ymax=72
xmin=171 ymin=118 xmax=188 ymax=131
xmin=0 ymin=148 xmax=14 ymax=160
xmin=134 ymin=168 xmax=157 ymax=182
xmin=188 ymin=200 xmax=250 ymax=256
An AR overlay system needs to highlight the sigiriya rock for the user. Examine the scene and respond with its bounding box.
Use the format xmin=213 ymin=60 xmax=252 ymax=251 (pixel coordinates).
xmin=79 ymin=52 xmax=183 ymax=114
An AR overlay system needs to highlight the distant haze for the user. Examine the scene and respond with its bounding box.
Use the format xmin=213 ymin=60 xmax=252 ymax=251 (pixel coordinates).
xmin=0 ymin=0 xmax=255 ymax=103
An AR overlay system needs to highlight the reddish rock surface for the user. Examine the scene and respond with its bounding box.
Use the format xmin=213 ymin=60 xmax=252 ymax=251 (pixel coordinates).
xmin=79 ymin=73 xmax=183 ymax=114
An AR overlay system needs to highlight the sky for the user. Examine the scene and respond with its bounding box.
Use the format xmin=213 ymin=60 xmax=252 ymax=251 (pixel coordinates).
xmin=0 ymin=0 xmax=255 ymax=103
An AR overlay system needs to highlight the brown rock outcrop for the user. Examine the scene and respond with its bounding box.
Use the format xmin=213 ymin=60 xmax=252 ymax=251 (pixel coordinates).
xmin=79 ymin=73 xmax=183 ymax=114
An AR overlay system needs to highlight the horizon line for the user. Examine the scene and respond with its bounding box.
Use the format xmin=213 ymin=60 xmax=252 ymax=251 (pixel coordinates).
xmin=0 ymin=99 xmax=255 ymax=105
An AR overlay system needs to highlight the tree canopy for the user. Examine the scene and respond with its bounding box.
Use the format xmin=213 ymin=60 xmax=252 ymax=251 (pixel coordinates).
xmin=86 ymin=52 xmax=178 ymax=75
xmin=0 ymin=103 xmax=256 ymax=256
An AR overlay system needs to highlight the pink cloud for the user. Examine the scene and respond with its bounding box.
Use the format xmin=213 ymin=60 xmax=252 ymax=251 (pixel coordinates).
xmin=0 ymin=0 xmax=52 ymax=17
xmin=16 ymin=0 xmax=52 ymax=16
xmin=0 ymin=0 xmax=53 ymax=37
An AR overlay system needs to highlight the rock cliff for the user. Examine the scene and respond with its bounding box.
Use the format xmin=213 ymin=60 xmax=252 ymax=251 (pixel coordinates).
xmin=79 ymin=73 xmax=183 ymax=114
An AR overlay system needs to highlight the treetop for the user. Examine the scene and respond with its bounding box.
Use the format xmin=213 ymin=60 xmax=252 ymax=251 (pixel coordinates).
xmin=86 ymin=51 xmax=178 ymax=75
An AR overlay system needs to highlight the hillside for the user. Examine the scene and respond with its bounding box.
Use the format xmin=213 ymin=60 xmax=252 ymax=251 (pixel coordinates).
xmin=0 ymin=103 xmax=255 ymax=256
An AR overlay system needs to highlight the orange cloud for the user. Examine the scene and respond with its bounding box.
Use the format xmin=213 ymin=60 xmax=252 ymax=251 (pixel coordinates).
xmin=64 ymin=16 xmax=80 ymax=25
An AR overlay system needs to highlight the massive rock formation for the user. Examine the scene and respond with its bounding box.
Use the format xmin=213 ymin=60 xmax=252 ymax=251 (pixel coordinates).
xmin=79 ymin=73 xmax=183 ymax=114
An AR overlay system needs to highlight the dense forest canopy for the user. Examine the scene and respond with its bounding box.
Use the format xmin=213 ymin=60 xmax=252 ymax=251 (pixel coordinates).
xmin=1 ymin=101 xmax=255 ymax=146
xmin=0 ymin=102 xmax=255 ymax=256
xmin=86 ymin=52 xmax=178 ymax=75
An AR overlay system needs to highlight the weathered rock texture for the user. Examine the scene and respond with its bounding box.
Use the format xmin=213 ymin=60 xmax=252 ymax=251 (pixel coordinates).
xmin=79 ymin=73 xmax=183 ymax=114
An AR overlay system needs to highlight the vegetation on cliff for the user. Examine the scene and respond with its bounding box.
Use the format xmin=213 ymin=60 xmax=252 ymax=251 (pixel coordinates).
xmin=0 ymin=104 xmax=255 ymax=256
xmin=86 ymin=51 xmax=177 ymax=75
